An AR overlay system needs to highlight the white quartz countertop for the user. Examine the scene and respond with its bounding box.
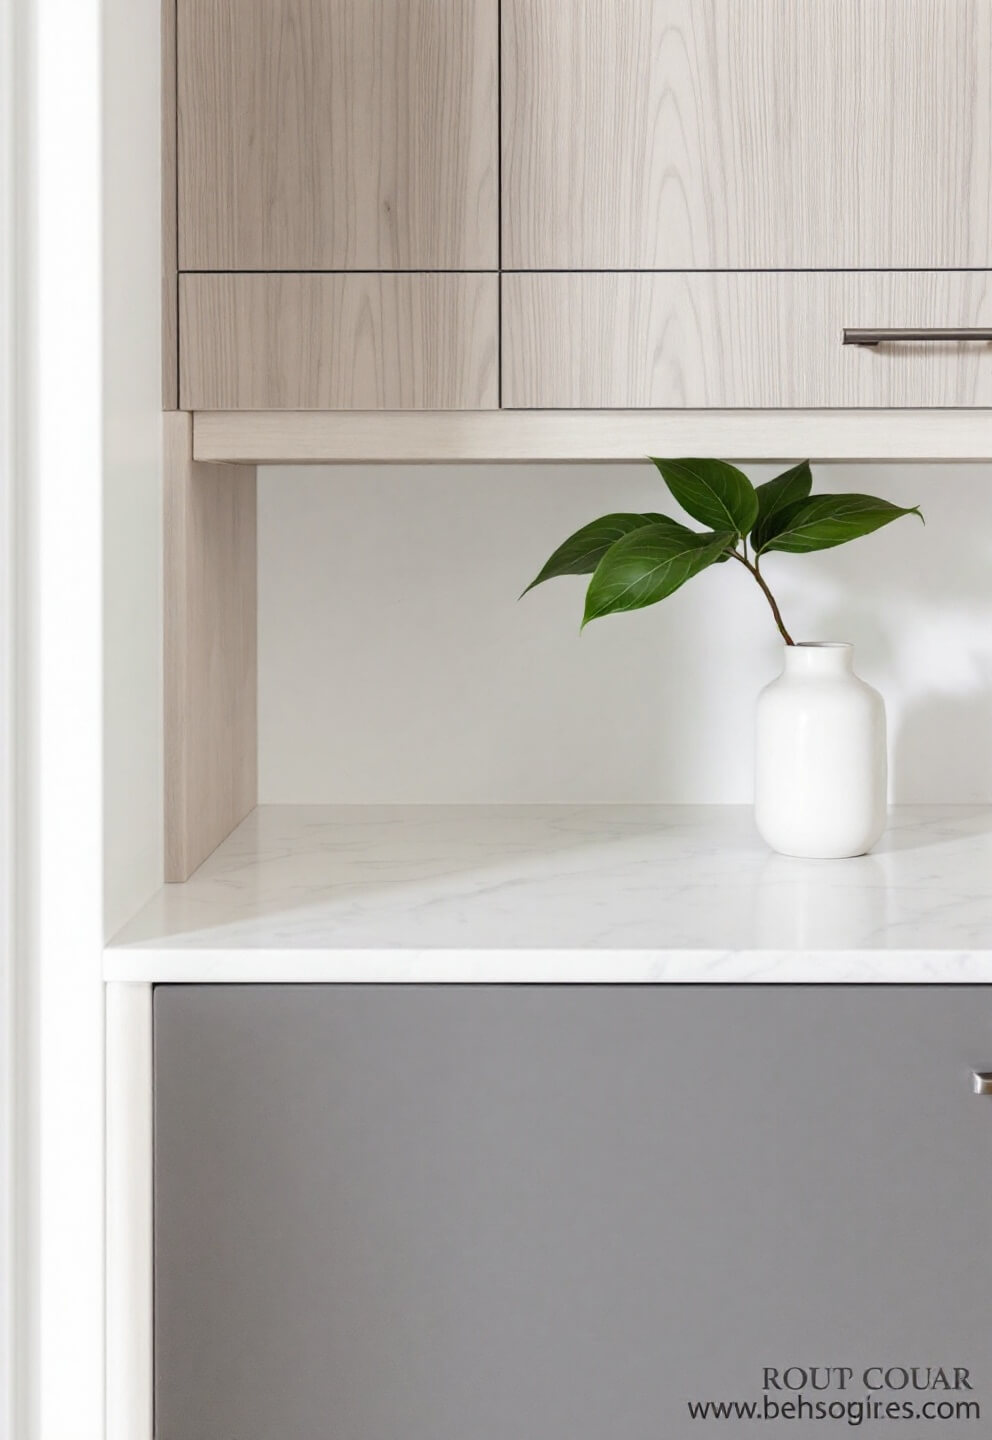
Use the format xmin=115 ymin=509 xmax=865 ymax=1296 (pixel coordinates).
xmin=105 ymin=805 xmax=992 ymax=983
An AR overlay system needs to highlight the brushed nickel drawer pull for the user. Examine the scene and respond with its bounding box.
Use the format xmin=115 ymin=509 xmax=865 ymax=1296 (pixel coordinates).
xmin=844 ymin=327 xmax=992 ymax=347
xmin=972 ymin=1071 xmax=992 ymax=1095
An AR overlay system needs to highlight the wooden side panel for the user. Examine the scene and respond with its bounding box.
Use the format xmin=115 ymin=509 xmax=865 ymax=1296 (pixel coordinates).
xmin=178 ymin=0 xmax=498 ymax=270
xmin=180 ymin=273 xmax=499 ymax=410
xmin=162 ymin=0 xmax=178 ymax=409
xmin=503 ymin=272 xmax=992 ymax=409
xmin=164 ymin=413 xmax=256 ymax=882
xmin=502 ymin=0 xmax=992 ymax=269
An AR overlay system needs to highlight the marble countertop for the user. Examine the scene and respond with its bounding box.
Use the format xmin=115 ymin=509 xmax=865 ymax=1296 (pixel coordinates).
xmin=105 ymin=805 xmax=992 ymax=983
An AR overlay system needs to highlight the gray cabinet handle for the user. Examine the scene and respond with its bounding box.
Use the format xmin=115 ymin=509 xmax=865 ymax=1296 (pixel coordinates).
xmin=972 ymin=1072 xmax=992 ymax=1094
xmin=844 ymin=328 xmax=992 ymax=347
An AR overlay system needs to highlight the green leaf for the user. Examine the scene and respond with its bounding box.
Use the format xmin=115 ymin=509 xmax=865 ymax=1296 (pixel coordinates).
xmin=522 ymin=512 xmax=672 ymax=595
xmin=651 ymin=457 xmax=759 ymax=538
xmin=756 ymin=493 xmax=923 ymax=555
xmin=750 ymin=461 xmax=812 ymax=552
xmin=582 ymin=523 xmax=735 ymax=626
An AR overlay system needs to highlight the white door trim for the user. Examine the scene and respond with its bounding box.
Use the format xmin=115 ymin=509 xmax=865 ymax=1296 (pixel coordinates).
xmin=12 ymin=1 xmax=107 ymax=1437
xmin=106 ymin=984 xmax=154 ymax=1440
xmin=1 ymin=0 xmax=19 ymax=1428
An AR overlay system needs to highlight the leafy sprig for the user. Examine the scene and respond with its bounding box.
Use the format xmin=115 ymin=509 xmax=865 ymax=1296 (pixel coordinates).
xmin=523 ymin=458 xmax=922 ymax=645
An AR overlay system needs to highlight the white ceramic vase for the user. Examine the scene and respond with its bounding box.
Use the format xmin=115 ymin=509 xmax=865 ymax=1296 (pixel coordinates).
xmin=754 ymin=642 xmax=886 ymax=859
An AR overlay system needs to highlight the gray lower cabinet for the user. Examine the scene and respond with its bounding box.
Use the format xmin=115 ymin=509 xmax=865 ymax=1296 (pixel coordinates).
xmin=154 ymin=986 xmax=992 ymax=1439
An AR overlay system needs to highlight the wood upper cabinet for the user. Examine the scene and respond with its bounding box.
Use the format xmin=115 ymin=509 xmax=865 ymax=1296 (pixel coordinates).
xmin=180 ymin=273 xmax=499 ymax=410
xmin=503 ymin=272 xmax=992 ymax=409
xmin=502 ymin=0 xmax=992 ymax=270
xmin=172 ymin=0 xmax=992 ymax=417
xmin=178 ymin=0 xmax=499 ymax=270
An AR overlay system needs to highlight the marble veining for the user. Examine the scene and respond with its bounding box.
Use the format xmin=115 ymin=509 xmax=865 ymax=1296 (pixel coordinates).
xmin=105 ymin=805 xmax=992 ymax=982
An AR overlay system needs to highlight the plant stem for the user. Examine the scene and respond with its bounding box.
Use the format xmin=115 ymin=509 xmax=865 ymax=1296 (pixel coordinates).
xmin=727 ymin=550 xmax=795 ymax=646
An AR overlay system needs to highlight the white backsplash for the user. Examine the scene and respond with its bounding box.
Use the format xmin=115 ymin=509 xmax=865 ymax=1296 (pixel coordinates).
xmin=258 ymin=461 xmax=992 ymax=804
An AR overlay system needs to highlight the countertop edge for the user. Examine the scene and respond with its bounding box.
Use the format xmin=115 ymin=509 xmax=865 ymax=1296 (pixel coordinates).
xmin=102 ymin=947 xmax=992 ymax=985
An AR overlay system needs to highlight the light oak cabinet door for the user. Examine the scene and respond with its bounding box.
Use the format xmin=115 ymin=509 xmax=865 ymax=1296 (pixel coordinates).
xmin=178 ymin=0 xmax=498 ymax=270
xmin=502 ymin=0 xmax=992 ymax=270
xmin=503 ymin=272 xmax=992 ymax=409
xmin=180 ymin=273 xmax=499 ymax=410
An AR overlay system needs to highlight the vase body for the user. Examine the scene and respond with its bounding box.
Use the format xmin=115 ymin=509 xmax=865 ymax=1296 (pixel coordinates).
xmin=754 ymin=643 xmax=886 ymax=859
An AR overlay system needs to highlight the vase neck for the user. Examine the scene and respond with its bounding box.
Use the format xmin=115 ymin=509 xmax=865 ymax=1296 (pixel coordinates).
xmin=783 ymin=642 xmax=855 ymax=677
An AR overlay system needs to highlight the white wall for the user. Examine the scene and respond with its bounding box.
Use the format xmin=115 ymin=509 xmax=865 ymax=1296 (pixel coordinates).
xmin=10 ymin=0 xmax=162 ymax=1435
xmin=102 ymin=0 xmax=163 ymax=937
xmin=260 ymin=461 xmax=992 ymax=805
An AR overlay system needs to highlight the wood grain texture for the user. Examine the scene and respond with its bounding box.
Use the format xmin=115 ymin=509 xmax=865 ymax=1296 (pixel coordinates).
xmin=162 ymin=0 xmax=178 ymax=408
xmin=192 ymin=409 xmax=992 ymax=464
xmin=502 ymin=0 xmax=992 ymax=269
xmin=178 ymin=0 xmax=498 ymax=270
xmin=164 ymin=412 xmax=257 ymax=882
xmin=180 ymin=272 xmax=499 ymax=410
xmin=503 ymin=272 xmax=992 ymax=409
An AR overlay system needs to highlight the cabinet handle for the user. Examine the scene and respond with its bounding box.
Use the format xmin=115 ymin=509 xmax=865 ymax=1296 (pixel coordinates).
xmin=972 ymin=1072 xmax=992 ymax=1095
xmin=844 ymin=328 xmax=992 ymax=347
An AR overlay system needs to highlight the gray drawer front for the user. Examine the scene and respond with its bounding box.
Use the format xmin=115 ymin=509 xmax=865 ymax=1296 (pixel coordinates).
xmin=155 ymin=985 xmax=992 ymax=1439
